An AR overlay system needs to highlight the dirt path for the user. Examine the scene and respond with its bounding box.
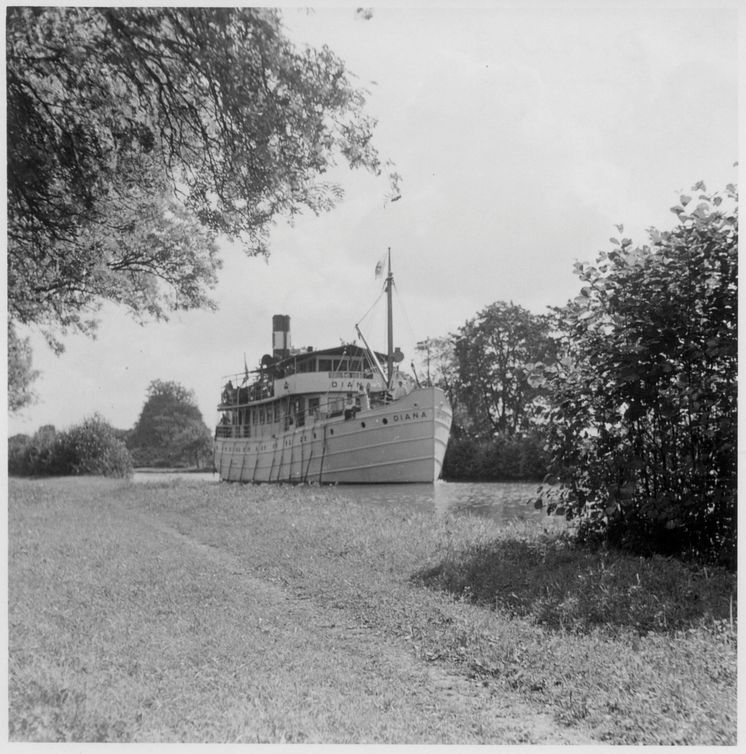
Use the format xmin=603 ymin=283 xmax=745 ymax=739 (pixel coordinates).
xmin=148 ymin=513 xmax=596 ymax=744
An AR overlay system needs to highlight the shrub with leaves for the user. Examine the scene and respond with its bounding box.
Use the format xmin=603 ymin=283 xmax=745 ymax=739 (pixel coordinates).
xmin=8 ymin=426 xmax=63 ymax=476
xmin=58 ymin=414 xmax=133 ymax=477
xmin=9 ymin=416 xmax=133 ymax=478
xmin=533 ymin=182 xmax=737 ymax=567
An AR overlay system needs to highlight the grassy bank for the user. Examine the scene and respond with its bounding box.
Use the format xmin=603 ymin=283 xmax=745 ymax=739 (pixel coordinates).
xmin=8 ymin=477 xmax=736 ymax=743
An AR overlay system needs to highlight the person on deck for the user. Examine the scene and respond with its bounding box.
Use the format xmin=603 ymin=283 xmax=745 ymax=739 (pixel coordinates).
xmin=392 ymin=378 xmax=407 ymax=400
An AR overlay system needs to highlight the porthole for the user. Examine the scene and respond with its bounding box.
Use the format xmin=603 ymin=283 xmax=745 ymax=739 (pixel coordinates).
xmin=382 ymin=418 xmax=388 ymax=425
xmin=361 ymin=422 xmax=366 ymax=428
xmin=330 ymin=428 xmax=334 ymax=435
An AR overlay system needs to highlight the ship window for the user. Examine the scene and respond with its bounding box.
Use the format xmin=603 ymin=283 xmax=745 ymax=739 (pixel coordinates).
xmin=319 ymin=359 xmax=333 ymax=372
xmin=308 ymin=397 xmax=320 ymax=419
xmin=274 ymin=402 xmax=280 ymax=422
xmin=295 ymin=397 xmax=305 ymax=428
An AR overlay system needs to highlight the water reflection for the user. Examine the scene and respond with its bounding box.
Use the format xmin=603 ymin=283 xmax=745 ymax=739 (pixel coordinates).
xmin=133 ymin=470 xmax=219 ymax=484
xmin=336 ymin=481 xmax=543 ymax=525
xmin=435 ymin=481 xmax=542 ymax=523
xmin=132 ymin=472 xmax=544 ymax=526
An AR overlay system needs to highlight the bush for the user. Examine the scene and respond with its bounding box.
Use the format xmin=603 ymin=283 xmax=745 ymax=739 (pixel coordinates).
xmin=8 ymin=434 xmax=32 ymax=475
xmin=59 ymin=415 xmax=133 ymax=477
xmin=8 ymin=426 xmax=62 ymax=476
xmin=8 ymin=415 xmax=133 ymax=478
xmin=535 ymin=183 xmax=737 ymax=568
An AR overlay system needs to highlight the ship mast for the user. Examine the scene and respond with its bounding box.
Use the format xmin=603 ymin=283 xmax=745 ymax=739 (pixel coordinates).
xmin=385 ymin=247 xmax=394 ymax=388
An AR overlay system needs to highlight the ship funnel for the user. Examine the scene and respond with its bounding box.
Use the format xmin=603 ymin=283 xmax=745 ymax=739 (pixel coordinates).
xmin=272 ymin=314 xmax=291 ymax=360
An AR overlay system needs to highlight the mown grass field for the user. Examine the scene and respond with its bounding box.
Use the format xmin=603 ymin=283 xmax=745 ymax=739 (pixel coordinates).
xmin=8 ymin=476 xmax=737 ymax=744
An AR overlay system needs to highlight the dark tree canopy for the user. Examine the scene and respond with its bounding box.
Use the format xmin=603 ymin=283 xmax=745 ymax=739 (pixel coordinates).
xmin=7 ymin=6 xmax=392 ymax=343
xmin=128 ymin=379 xmax=214 ymax=468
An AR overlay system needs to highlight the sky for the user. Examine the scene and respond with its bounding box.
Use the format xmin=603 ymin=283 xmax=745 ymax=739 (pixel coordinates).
xmin=6 ymin=2 xmax=740 ymax=436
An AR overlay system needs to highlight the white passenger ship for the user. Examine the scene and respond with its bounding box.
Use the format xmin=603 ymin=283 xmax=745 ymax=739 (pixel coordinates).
xmin=213 ymin=254 xmax=452 ymax=483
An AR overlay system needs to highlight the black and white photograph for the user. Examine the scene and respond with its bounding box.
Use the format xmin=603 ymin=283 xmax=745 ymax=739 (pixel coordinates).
xmin=6 ymin=1 xmax=738 ymax=746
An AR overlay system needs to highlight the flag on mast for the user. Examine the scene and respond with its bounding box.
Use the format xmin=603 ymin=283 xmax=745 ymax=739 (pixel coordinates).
xmin=242 ymin=353 xmax=250 ymax=384
xmin=374 ymin=253 xmax=387 ymax=279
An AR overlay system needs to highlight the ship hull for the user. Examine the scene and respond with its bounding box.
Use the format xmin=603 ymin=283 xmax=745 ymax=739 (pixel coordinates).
xmin=214 ymin=386 xmax=452 ymax=484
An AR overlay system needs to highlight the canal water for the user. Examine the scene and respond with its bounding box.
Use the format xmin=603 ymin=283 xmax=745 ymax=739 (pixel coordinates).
xmin=133 ymin=471 xmax=547 ymax=526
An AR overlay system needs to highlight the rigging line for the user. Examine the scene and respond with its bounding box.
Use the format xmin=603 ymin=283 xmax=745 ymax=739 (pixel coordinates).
xmin=392 ymin=280 xmax=418 ymax=350
xmin=355 ymin=286 xmax=386 ymax=329
xmin=352 ymin=286 xmax=387 ymax=350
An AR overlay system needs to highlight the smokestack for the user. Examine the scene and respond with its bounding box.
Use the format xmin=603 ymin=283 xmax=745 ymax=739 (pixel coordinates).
xmin=272 ymin=314 xmax=291 ymax=360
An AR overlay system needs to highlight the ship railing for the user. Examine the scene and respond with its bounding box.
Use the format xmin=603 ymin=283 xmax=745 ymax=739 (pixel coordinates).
xmin=220 ymin=382 xmax=274 ymax=407
xmin=215 ymin=424 xmax=252 ymax=439
xmin=215 ymin=389 xmax=400 ymax=438
xmin=325 ymin=369 xmax=375 ymax=379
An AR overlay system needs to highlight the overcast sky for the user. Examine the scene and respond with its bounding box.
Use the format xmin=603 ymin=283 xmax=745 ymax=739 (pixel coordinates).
xmin=7 ymin=3 xmax=739 ymax=436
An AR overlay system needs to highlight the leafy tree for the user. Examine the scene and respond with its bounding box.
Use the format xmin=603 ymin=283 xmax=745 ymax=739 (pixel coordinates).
xmin=7 ymin=7 xmax=394 ymax=349
xmin=8 ymin=323 xmax=39 ymax=413
xmin=452 ymin=301 xmax=557 ymax=439
xmin=417 ymin=305 xmax=555 ymax=481
xmin=128 ymin=380 xmax=213 ymax=468
xmin=534 ymin=183 xmax=737 ymax=567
